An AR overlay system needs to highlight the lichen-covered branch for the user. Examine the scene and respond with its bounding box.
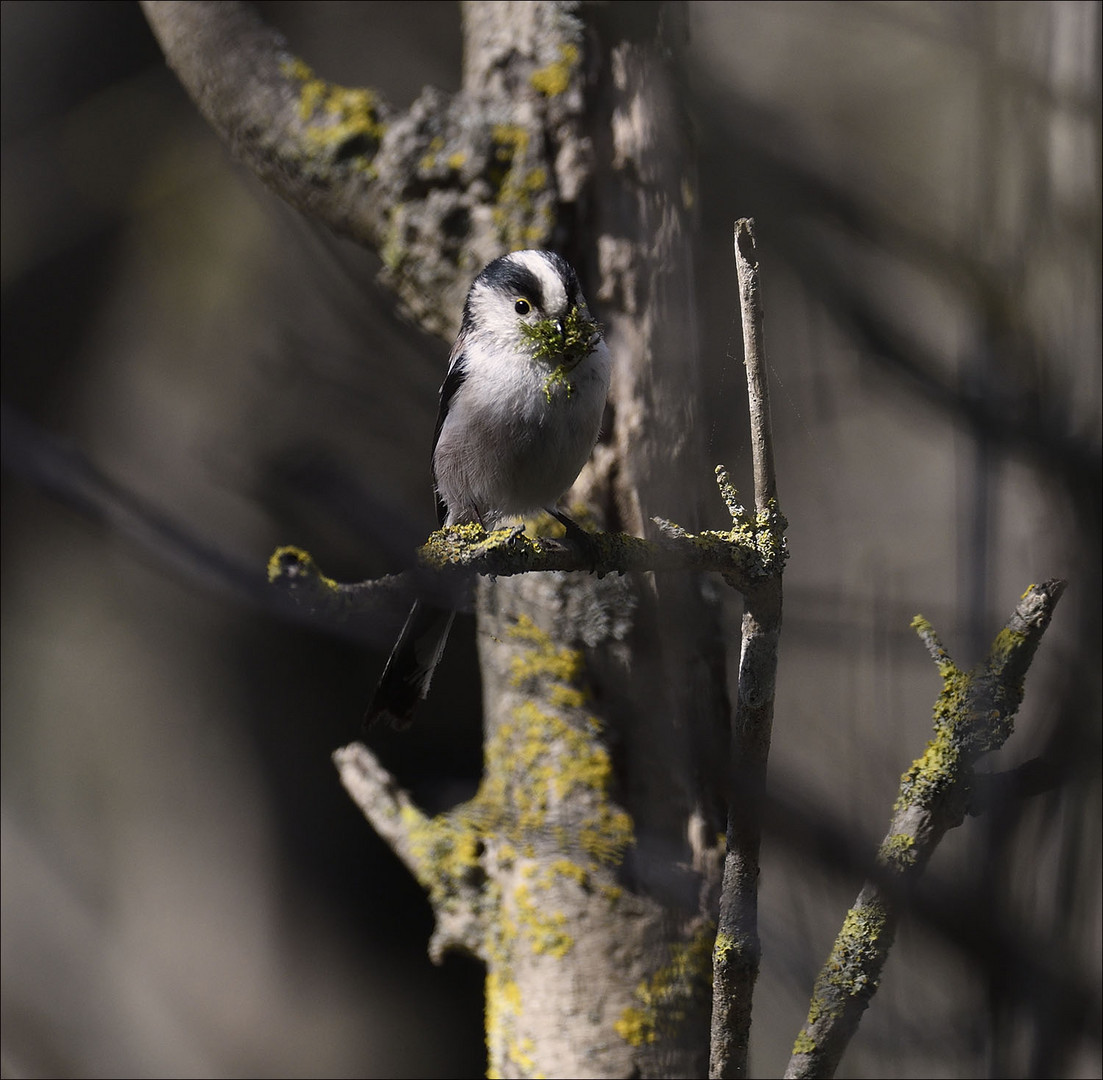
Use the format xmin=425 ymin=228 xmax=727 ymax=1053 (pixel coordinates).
xmin=266 ymin=464 xmax=787 ymax=624
xmin=336 ymin=606 xmax=696 ymax=1077
xmin=140 ymin=2 xmax=392 ymax=237
xmin=710 ymin=219 xmax=786 ymax=1080
xmin=141 ymin=0 xmax=590 ymax=338
xmin=784 ymin=579 xmax=1067 ymax=1080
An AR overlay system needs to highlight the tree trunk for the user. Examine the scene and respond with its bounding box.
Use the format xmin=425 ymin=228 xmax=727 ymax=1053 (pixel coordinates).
xmin=466 ymin=5 xmax=730 ymax=1076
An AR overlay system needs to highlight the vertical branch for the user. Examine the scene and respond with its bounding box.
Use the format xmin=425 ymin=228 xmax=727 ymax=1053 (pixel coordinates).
xmin=710 ymin=219 xmax=786 ymax=1079
xmin=736 ymin=219 xmax=778 ymax=513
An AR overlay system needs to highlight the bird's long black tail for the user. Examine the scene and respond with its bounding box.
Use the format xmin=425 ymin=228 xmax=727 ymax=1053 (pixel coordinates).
xmin=365 ymin=601 xmax=455 ymax=729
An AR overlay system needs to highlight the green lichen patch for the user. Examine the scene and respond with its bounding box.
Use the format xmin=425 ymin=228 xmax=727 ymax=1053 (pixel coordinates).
xmin=877 ymin=832 xmax=918 ymax=872
xmin=894 ymin=725 xmax=959 ymax=815
xmin=613 ymin=924 xmax=715 ymax=1047
xmin=418 ymin=523 xmax=535 ymax=576
xmin=793 ymin=901 xmax=892 ymax=1053
xmin=280 ymin=57 xmax=386 ymax=169
xmin=896 ymin=610 xmax=1035 ymax=822
xmin=529 ymin=43 xmax=579 ymax=97
xmin=815 ymin=900 xmax=891 ymax=1007
xmin=709 ymin=466 xmax=789 ymax=578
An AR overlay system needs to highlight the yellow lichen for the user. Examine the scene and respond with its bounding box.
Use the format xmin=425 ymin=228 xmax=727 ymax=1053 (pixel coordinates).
xmin=529 ymin=44 xmax=579 ymax=96
xmin=811 ymin=901 xmax=890 ymax=1008
xmin=266 ymin=545 xmax=338 ymax=590
xmin=399 ymin=804 xmax=483 ymax=903
xmin=712 ymin=929 xmax=737 ymax=964
xmin=613 ymin=1005 xmax=654 ymax=1046
xmin=279 ymin=56 xmax=386 ymax=166
xmin=509 ymin=615 xmax=586 ymax=689
xmin=507 ymin=1037 xmax=543 ymax=1077
xmin=878 ymin=832 xmax=918 ymax=871
xmin=547 ymin=859 xmax=589 ymax=886
xmin=488 ymin=125 xmax=553 ymax=249
xmin=614 ymin=924 xmax=715 ymax=1047
xmin=513 ymin=881 xmax=574 ymax=958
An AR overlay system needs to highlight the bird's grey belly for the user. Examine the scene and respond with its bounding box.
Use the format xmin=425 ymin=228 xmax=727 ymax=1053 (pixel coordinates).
xmin=435 ymin=380 xmax=602 ymax=524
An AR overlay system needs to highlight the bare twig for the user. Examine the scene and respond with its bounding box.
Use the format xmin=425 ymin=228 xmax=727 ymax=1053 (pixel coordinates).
xmin=736 ymin=220 xmax=778 ymax=513
xmin=710 ymin=220 xmax=787 ymax=1079
xmin=784 ymin=579 xmax=1067 ymax=1079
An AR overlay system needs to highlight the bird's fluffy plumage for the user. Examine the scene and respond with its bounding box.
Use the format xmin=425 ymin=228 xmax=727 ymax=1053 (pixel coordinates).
xmin=432 ymin=250 xmax=611 ymax=526
xmin=367 ymin=250 xmax=611 ymax=727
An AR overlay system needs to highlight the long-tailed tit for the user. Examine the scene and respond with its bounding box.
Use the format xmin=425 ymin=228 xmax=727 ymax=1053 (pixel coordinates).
xmin=366 ymin=250 xmax=612 ymax=728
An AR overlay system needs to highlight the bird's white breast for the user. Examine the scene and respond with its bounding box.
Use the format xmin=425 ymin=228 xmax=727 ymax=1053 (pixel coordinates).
xmin=434 ymin=336 xmax=610 ymax=525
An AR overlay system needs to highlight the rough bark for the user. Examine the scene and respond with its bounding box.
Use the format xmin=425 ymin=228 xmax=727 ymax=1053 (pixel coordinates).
xmin=455 ymin=6 xmax=732 ymax=1074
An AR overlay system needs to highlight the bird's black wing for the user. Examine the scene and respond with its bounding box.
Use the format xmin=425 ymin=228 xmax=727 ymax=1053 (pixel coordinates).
xmin=432 ymin=330 xmax=469 ymax=525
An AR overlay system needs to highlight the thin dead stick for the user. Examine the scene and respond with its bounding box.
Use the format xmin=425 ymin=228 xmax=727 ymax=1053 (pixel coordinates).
xmin=710 ymin=219 xmax=787 ymax=1079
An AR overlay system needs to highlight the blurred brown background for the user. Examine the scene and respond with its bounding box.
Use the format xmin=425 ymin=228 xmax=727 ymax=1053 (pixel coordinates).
xmin=2 ymin=2 xmax=1099 ymax=1077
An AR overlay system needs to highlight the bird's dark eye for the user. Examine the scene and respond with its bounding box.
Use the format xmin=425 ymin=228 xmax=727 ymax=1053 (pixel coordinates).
xmin=514 ymin=298 xmax=531 ymax=315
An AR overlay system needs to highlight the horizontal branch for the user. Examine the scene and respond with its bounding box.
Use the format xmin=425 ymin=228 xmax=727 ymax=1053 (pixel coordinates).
xmin=267 ymin=466 xmax=788 ymax=621
xmin=784 ymin=578 xmax=1067 ymax=1080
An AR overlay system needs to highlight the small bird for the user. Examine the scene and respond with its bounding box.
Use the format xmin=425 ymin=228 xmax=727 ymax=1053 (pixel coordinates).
xmin=366 ymin=250 xmax=612 ymax=728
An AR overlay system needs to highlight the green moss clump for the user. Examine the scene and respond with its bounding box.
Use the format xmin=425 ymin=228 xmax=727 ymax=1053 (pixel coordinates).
xmin=517 ymin=305 xmax=602 ymax=401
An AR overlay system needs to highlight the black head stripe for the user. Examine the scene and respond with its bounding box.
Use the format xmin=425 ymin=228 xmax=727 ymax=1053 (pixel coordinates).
xmin=476 ymin=256 xmax=546 ymax=311
xmin=539 ymin=251 xmax=580 ymax=308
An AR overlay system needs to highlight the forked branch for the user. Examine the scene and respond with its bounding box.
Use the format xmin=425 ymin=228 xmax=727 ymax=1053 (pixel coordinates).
xmin=784 ymin=578 xmax=1066 ymax=1079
